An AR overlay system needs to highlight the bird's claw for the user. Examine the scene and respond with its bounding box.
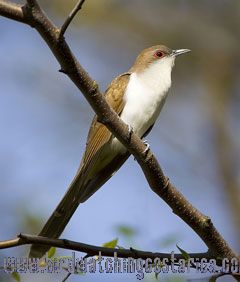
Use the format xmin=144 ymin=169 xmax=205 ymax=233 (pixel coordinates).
xmin=143 ymin=140 xmax=150 ymax=155
xmin=163 ymin=177 xmax=170 ymax=189
xmin=127 ymin=124 xmax=134 ymax=140
xmin=133 ymin=140 xmax=150 ymax=161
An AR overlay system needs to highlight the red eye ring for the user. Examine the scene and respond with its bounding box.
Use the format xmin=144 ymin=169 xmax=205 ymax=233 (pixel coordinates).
xmin=154 ymin=50 xmax=164 ymax=58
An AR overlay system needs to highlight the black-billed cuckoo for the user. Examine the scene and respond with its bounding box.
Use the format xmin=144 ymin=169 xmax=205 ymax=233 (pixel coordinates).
xmin=30 ymin=45 xmax=190 ymax=257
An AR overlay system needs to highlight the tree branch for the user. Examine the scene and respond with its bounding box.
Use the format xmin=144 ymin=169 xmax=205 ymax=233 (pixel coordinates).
xmin=59 ymin=0 xmax=86 ymax=38
xmin=0 ymin=0 xmax=238 ymax=261
xmin=0 ymin=1 xmax=27 ymax=24
xmin=25 ymin=0 xmax=39 ymax=7
xmin=0 ymin=234 xmax=212 ymax=261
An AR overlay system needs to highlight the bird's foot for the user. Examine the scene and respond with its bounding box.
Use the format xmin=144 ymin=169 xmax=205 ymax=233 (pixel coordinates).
xmin=143 ymin=140 xmax=150 ymax=155
xmin=163 ymin=177 xmax=170 ymax=189
xmin=127 ymin=124 xmax=134 ymax=140
xmin=133 ymin=140 xmax=150 ymax=161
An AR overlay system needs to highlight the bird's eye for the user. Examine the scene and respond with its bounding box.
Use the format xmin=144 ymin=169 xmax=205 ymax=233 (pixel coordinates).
xmin=154 ymin=51 xmax=164 ymax=58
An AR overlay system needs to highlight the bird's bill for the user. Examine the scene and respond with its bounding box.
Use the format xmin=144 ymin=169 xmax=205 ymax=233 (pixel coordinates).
xmin=171 ymin=49 xmax=191 ymax=56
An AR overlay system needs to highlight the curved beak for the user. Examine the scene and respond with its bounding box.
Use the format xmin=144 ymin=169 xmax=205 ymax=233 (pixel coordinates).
xmin=171 ymin=49 xmax=191 ymax=57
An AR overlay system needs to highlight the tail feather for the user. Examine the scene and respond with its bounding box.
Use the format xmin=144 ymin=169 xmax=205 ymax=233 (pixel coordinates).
xmin=29 ymin=152 xmax=130 ymax=258
xmin=29 ymin=174 xmax=85 ymax=258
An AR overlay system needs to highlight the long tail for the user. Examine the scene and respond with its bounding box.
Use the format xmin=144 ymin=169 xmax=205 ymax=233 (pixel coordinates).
xmin=29 ymin=173 xmax=86 ymax=258
xmin=29 ymin=152 xmax=129 ymax=258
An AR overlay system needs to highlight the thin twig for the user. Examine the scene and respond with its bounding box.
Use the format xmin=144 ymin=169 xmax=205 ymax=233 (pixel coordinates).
xmin=0 ymin=233 xmax=211 ymax=261
xmin=59 ymin=0 xmax=86 ymax=38
xmin=2 ymin=234 xmax=239 ymax=281
xmin=62 ymin=272 xmax=71 ymax=282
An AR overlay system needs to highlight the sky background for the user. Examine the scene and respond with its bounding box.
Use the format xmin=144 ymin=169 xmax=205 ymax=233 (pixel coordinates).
xmin=0 ymin=0 xmax=239 ymax=281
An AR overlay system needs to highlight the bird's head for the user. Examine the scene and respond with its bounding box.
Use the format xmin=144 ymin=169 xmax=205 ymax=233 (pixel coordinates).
xmin=130 ymin=45 xmax=190 ymax=74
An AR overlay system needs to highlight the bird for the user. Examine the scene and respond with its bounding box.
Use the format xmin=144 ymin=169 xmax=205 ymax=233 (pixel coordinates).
xmin=29 ymin=45 xmax=190 ymax=258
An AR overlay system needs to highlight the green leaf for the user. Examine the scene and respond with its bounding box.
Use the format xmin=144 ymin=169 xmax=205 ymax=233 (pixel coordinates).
xmin=116 ymin=225 xmax=136 ymax=237
xmin=48 ymin=247 xmax=56 ymax=258
xmin=12 ymin=272 xmax=20 ymax=282
xmin=176 ymin=245 xmax=190 ymax=260
xmin=102 ymin=238 xmax=118 ymax=248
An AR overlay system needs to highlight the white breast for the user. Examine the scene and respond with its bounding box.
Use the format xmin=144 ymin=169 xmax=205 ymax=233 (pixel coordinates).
xmin=111 ymin=56 xmax=175 ymax=153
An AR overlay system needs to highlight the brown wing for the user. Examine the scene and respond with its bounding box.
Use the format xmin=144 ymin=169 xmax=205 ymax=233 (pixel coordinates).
xmin=80 ymin=72 xmax=130 ymax=170
xmin=29 ymin=73 xmax=132 ymax=258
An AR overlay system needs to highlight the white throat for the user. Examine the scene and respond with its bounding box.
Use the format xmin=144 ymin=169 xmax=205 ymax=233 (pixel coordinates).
xmin=111 ymin=56 xmax=175 ymax=153
xmin=138 ymin=56 xmax=175 ymax=94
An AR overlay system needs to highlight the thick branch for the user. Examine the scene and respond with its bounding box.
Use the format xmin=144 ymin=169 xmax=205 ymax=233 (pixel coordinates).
xmin=0 ymin=1 xmax=27 ymax=24
xmin=0 ymin=234 xmax=211 ymax=262
xmin=0 ymin=0 xmax=238 ymax=260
